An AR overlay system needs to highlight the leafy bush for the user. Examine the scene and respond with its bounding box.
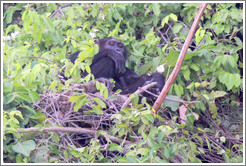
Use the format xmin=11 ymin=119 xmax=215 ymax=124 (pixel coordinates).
xmin=3 ymin=3 xmax=243 ymax=163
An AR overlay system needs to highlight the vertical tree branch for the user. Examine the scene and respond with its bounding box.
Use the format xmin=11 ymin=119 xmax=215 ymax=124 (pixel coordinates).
xmin=153 ymin=3 xmax=208 ymax=111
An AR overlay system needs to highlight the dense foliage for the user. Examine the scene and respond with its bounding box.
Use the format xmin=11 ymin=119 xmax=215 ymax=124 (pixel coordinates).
xmin=2 ymin=3 xmax=243 ymax=163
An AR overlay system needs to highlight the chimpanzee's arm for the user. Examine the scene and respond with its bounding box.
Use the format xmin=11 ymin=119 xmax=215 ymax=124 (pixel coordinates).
xmin=106 ymin=50 xmax=126 ymax=76
xmin=92 ymin=49 xmax=126 ymax=76
xmin=69 ymin=51 xmax=80 ymax=63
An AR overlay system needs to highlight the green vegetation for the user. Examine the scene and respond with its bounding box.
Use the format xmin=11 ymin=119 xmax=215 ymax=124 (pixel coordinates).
xmin=3 ymin=3 xmax=243 ymax=163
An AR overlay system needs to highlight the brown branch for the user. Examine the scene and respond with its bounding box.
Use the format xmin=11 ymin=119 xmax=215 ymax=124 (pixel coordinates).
xmin=140 ymin=88 xmax=199 ymax=104
xmin=49 ymin=3 xmax=72 ymax=18
xmin=22 ymin=56 xmax=62 ymax=67
xmin=17 ymin=127 xmax=136 ymax=145
xmin=158 ymin=30 xmax=169 ymax=44
xmin=35 ymin=5 xmax=47 ymax=11
xmin=153 ymin=3 xmax=208 ymax=111
xmin=121 ymin=82 xmax=157 ymax=109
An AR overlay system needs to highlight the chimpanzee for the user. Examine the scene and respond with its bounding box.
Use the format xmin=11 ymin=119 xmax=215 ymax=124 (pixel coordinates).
xmin=68 ymin=37 xmax=127 ymax=79
xmin=61 ymin=37 xmax=165 ymax=97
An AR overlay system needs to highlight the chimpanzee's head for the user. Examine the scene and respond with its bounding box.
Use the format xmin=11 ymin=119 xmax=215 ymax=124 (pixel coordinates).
xmin=94 ymin=37 xmax=128 ymax=59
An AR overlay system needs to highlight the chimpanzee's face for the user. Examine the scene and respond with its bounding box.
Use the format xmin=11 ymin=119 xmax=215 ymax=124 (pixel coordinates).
xmin=104 ymin=38 xmax=125 ymax=55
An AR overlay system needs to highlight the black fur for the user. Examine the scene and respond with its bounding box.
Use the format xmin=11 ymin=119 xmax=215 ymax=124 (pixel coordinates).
xmin=61 ymin=37 xmax=165 ymax=99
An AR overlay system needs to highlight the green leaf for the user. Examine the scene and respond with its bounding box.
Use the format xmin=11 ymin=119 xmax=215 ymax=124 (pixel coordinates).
xmin=145 ymin=114 xmax=154 ymax=123
xmin=49 ymin=80 xmax=57 ymax=91
xmin=211 ymin=91 xmax=227 ymax=99
xmin=218 ymin=72 xmax=240 ymax=90
xmin=190 ymin=63 xmax=200 ymax=71
xmin=165 ymin=49 xmax=179 ymax=67
xmin=206 ymin=138 xmax=211 ymax=152
xmin=4 ymin=6 xmax=17 ymax=24
xmin=233 ymin=74 xmax=241 ymax=87
xmin=103 ymin=88 xmax=109 ymax=99
xmin=30 ymin=112 xmax=46 ymax=120
xmin=69 ymin=95 xmax=79 ymax=103
xmin=22 ymin=105 xmax=36 ymax=115
xmin=14 ymin=83 xmax=29 ymax=93
xmin=169 ymin=13 xmax=178 ymax=21
xmin=108 ymin=143 xmax=120 ymax=151
xmin=92 ymin=105 xmax=103 ymax=114
xmin=21 ymin=10 xmax=27 ymax=20
xmin=4 ymin=93 xmax=16 ymax=105
xmin=213 ymin=24 xmax=224 ymax=35
xmin=163 ymin=147 xmax=170 ymax=158
xmin=153 ymin=4 xmax=160 ymax=17
xmin=170 ymin=144 xmax=178 ymax=155
xmin=163 ymin=95 xmax=181 ymax=111
xmin=93 ymin=98 xmax=106 ymax=109
xmin=137 ymin=148 xmax=150 ymax=156
xmin=44 ymin=18 xmax=55 ymax=33
xmin=141 ymin=116 xmax=149 ymax=125
xmin=138 ymin=63 xmax=152 ymax=75
xmin=209 ymin=102 xmax=217 ymax=119
xmin=75 ymin=97 xmax=90 ymax=112
xmin=118 ymin=124 xmax=129 ymax=129
xmin=117 ymin=157 xmax=128 ymax=163
xmin=226 ymin=55 xmax=237 ymax=69
xmin=161 ymin=16 xmax=169 ymax=27
xmin=12 ymin=140 xmax=36 ymax=157
xmin=183 ymin=68 xmax=190 ymax=81
xmin=174 ymin=84 xmax=183 ymax=97
xmin=220 ymin=136 xmax=226 ymax=143
xmin=16 ymin=154 xmax=23 ymax=163
xmin=30 ymin=146 xmax=49 ymax=163
xmin=112 ymin=9 xmax=123 ymax=20
xmin=195 ymin=27 xmax=205 ymax=45
xmin=187 ymin=82 xmax=194 ymax=90
xmin=234 ymin=37 xmax=243 ymax=47
xmin=184 ymin=52 xmax=199 ymax=60
xmin=29 ymin=90 xmax=41 ymax=103
xmin=37 ymin=29 xmax=43 ymax=44
xmin=172 ymin=23 xmax=183 ymax=33
xmin=131 ymin=94 xmax=139 ymax=108
xmin=69 ymin=95 xmax=89 ymax=112
xmin=126 ymin=155 xmax=138 ymax=163
xmin=17 ymin=94 xmax=32 ymax=102
xmin=5 ymin=24 xmax=19 ymax=35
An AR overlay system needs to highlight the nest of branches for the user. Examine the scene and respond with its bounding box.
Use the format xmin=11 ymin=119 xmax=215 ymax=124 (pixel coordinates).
xmin=33 ymin=79 xmax=135 ymax=148
xmin=28 ymin=78 xmax=243 ymax=163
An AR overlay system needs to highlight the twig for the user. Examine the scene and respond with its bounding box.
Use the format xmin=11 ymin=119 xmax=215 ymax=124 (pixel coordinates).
xmin=195 ymin=38 xmax=205 ymax=50
xmin=49 ymin=3 xmax=72 ymax=19
xmin=153 ymin=3 xmax=208 ymax=111
xmin=158 ymin=30 xmax=169 ymax=44
xmin=140 ymin=88 xmax=199 ymax=104
xmin=21 ymin=56 xmax=62 ymax=67
xmin=167 ymin=23 xmax=183 ymax=46
xmin=17 ymin=127 xmax=136 ymax=145
xmin=121 ymin=82 xmax=157 ymax=109
xmin=35 ymin=5 xmax=47 ymax=11
xmin=177 ymin=20 xmax=190 ymax=31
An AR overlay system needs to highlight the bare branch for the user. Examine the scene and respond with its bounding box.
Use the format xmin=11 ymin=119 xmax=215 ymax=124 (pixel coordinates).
xmin=21 ymin=56 xmax=62 ymax=67
xmin=35 ymin=5 xmax=47 ymax=11
xmin=18 ymin=127 xmax=137 ymax=145
xmin=49 ymin=3 xmax=72 ymax=19
xmin=153 ymin=3 xmax=208 ymax=111
xmin=121 ymin=82 xmax=157 ymax=109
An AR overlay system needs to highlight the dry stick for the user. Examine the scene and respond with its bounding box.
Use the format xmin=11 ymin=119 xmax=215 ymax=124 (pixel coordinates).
xmin=17 ymin=127 xmax=135 ymax=145
xmin=22 ymin=56 xmax=62 ymax=67
xmin=35 ymin=5 xmax=47 ymax=11
xmin=121 ymin=82 xmax=157 ymax=109
xmin=153 ymin=3 xmax=208 ymax=111
xmin=49 ymin=3 xmax=72 ymax=18
xmin=140 ymin=88 xmax=199 ymax=104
